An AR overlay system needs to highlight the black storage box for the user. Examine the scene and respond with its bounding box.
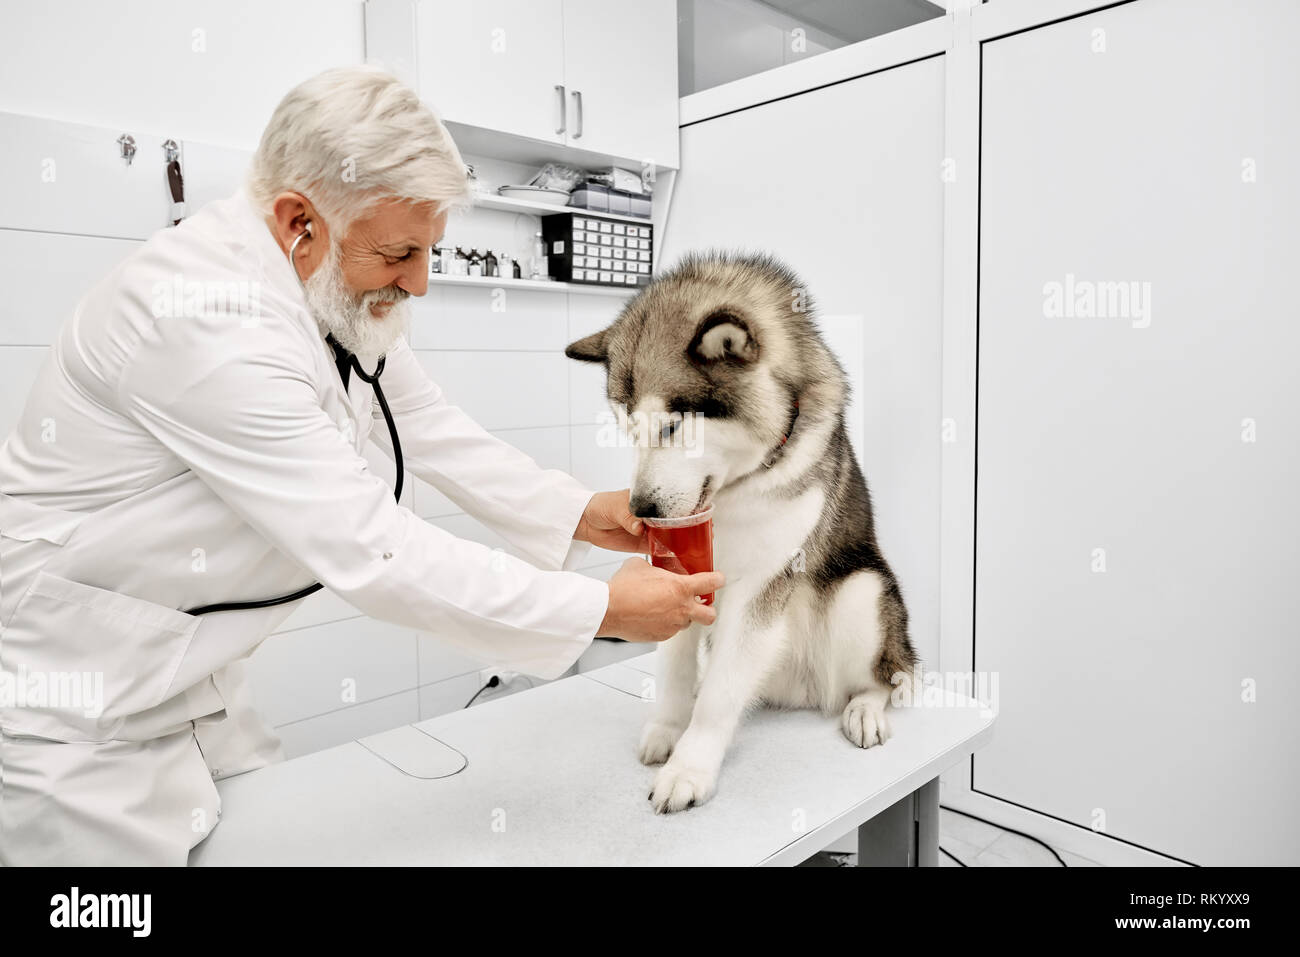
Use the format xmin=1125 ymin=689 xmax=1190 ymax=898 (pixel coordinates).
xmin=541 ymin=212 xmax=653 ymax=289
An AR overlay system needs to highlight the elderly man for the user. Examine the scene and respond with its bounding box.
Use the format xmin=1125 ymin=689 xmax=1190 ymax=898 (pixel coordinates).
xmin=0 ymin=66 xmax=722 ymax=866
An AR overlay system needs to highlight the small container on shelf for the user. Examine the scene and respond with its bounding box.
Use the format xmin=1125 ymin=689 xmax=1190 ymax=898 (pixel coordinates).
xmin=531 ymin=231 xmax=549 ymax=280
xmin=568 ymin=182 xmax=610 ymax=213
xmin=607 ymin=189 xmax=632 ymax=216
xmin=628 ymin=191 xmax=653 ymax=219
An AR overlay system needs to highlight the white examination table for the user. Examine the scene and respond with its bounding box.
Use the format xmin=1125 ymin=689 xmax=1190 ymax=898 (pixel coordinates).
xmin=189 ymin=654 xmax=995 ymax=866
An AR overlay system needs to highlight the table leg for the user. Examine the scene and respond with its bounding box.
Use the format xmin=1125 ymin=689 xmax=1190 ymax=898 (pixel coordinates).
xmin=857 ymin=777 xmax=940 ymax=866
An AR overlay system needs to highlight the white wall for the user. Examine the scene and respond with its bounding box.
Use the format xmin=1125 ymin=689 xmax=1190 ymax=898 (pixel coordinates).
xmin=0 ymin=0 xmax=366 ymax=150
xmin=0 ymin=0 xmax=644 ymax=759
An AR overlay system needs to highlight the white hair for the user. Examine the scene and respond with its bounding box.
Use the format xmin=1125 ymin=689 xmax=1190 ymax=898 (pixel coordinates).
xmin=247 ymin=65 xmax=471 ymax=233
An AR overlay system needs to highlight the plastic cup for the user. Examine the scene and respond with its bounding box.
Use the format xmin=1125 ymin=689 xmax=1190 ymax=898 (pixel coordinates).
xmin=643 ymin=507 xmax=715 ymax=605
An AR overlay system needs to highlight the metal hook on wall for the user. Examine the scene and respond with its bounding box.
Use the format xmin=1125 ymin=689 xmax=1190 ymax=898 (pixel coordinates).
xmin=117 ymin=134 xmax=136 ymax=166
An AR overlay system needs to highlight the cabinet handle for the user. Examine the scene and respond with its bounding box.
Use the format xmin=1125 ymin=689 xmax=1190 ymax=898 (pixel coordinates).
xmin=571 ymin=89 xmax=583 ymax=139
xmin=555 ymin=84 xmax=567 ymax=135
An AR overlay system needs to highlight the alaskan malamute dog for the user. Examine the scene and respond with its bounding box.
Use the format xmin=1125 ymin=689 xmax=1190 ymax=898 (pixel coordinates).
xmin=566 ymin=252 xmax=919 ymax=814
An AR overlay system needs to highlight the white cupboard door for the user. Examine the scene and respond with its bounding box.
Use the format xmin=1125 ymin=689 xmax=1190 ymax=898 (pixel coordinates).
xmin=977 ymin=0 xmax=1300 ymax=865
xmin=561 ymin=0 xmax=679 ymax=167
xmin=416 ymin=0 xmax=566 ymax=145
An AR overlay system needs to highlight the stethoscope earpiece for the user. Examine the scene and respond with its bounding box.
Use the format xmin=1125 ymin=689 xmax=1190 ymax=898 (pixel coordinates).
xmin=287 ymin=221 xmax=313 ymax=284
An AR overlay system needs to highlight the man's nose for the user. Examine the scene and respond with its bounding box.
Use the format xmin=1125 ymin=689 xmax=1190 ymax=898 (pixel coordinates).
xmin=399 ymin=253 xmax=429 ymax=297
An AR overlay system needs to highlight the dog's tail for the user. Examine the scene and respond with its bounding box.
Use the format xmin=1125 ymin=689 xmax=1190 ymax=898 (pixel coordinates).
xmin=875 ymin=578 xmax=921 ymax=704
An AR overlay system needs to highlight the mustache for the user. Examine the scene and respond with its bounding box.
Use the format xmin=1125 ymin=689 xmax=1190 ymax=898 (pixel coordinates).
xmin=362 ymin=285 xmax=411 ymax=306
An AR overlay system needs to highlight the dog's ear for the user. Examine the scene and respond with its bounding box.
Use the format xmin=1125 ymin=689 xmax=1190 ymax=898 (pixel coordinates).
xmin=689 ymin=311 xmax=759 ymax=365
xmin=565 ymin=327 xmax=611 ymax=364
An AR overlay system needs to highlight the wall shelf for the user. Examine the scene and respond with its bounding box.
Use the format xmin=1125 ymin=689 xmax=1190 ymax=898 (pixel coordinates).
xmin=469 ymin=191 xmax=653 ymax=226
xmin=427 ymin=273 xmax=639 ymax=297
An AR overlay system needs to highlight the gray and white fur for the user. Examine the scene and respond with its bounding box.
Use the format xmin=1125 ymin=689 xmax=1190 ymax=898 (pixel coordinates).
xmin=566 ymin=251 xmax=920 ymax=814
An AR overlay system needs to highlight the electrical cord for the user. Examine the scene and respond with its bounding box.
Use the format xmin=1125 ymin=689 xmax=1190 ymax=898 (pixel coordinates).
xmin=462 ymin=672 xmax=538 ymax=711
xmin=464 ymin=675 xmax=500 ymax=709
xmin=941 ymin=804 xmax=1068 ymax=866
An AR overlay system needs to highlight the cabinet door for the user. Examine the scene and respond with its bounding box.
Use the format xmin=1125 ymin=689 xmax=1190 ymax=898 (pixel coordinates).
xmin=415 ymin=0 xmax=566 ymax=144
xmin=977 ymin=0 xmax=1300 ymax=865
xmin=561 ymin=0 xmax=679 ymax=166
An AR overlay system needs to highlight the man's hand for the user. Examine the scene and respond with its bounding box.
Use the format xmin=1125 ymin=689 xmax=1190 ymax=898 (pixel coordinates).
xmin=574 ymin=489 xmax=648 ymax=554
xmin=598 ymin=557 xmax=725 ymax=642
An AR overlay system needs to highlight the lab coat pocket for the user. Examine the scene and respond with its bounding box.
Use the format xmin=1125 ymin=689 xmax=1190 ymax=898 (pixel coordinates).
xmin=0 ymin=570 xmax=201 ymax=743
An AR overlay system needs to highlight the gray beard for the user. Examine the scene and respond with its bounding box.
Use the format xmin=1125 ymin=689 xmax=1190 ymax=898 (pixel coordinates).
xmin=303 ymin=245 xmax=411 ymax=367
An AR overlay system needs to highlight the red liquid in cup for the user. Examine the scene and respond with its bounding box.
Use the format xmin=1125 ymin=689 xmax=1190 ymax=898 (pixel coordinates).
xmin=646 ymin=516 xmax=715 ymax=605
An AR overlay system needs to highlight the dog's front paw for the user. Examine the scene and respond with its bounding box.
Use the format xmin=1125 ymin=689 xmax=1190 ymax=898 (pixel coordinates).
xmin=841 ymin=697 xmax=892 ymax=749
xmin=638 ymin=720 xmax=686 ymax=766
xmin=648 ymin=758 xmax=718 ymax=814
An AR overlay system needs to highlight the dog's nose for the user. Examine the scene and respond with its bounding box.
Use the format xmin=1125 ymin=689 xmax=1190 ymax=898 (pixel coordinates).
xmin=629 ymin=496 xmax=659 ymax=519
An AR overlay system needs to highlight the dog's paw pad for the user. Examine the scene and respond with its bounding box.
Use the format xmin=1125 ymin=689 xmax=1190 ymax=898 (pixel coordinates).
xmin=638 ymin=721 xmax=684 ymax=766
xmin=649 ymin=762 xmax=717 ymax=814
xmin=841 ymin=700 xmax=892 ymax=749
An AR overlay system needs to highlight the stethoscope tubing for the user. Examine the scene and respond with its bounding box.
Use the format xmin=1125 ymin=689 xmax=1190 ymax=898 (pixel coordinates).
xmin=184 ymin=225 xmax=404 ymax=616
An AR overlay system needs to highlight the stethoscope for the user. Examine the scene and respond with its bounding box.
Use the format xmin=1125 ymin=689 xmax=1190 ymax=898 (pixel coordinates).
xmin=185 ymin=221 xmax=405 ymax=615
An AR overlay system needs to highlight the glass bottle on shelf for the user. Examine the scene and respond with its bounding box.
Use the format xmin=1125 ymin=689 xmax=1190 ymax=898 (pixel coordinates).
xmin=484 ymin=249 xmax=499 ymax=278
xmin=467 ymin=248 xmax=483 ymax=277
xmin=531 ymin=231 xmax=548 ymax=280
xmin=453 ymin=246 xmax=469 ymax=276
xmin=512 ymin=256 xmax=522 ymax=279
xmin=430 ymin=244 xmax=442 ymax=274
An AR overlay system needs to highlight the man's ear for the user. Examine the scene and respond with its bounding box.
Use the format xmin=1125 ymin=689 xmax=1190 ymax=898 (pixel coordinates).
xmin=689 ymin=311 xmax=759 ymax=365
xmin=269 ymin=192 xmax=325 ymax=246
xmin=565 ymin=327 xmax=611 ymax=363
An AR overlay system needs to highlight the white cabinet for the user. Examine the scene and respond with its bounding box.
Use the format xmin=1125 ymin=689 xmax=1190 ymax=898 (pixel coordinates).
xmin=366 ymin=0 xmax=679 ymax=167
xmin=413 ymin=0 xmax=567 ymax=147
xmin=560 ymin=0 xmax=679 ymax=166
xmin=976 ymin=0 xmax=1300 ymax=866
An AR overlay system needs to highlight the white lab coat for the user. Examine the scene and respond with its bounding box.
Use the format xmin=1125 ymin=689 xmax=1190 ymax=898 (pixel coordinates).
xmin=0 ymin=188 xmax=611 ymax=865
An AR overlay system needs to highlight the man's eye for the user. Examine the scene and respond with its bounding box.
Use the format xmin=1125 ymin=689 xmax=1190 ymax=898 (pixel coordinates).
xmin=384 ymin=251 xmax=414 ymax=264
xmin=660 ymin=420 xmax=679 ymax=441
